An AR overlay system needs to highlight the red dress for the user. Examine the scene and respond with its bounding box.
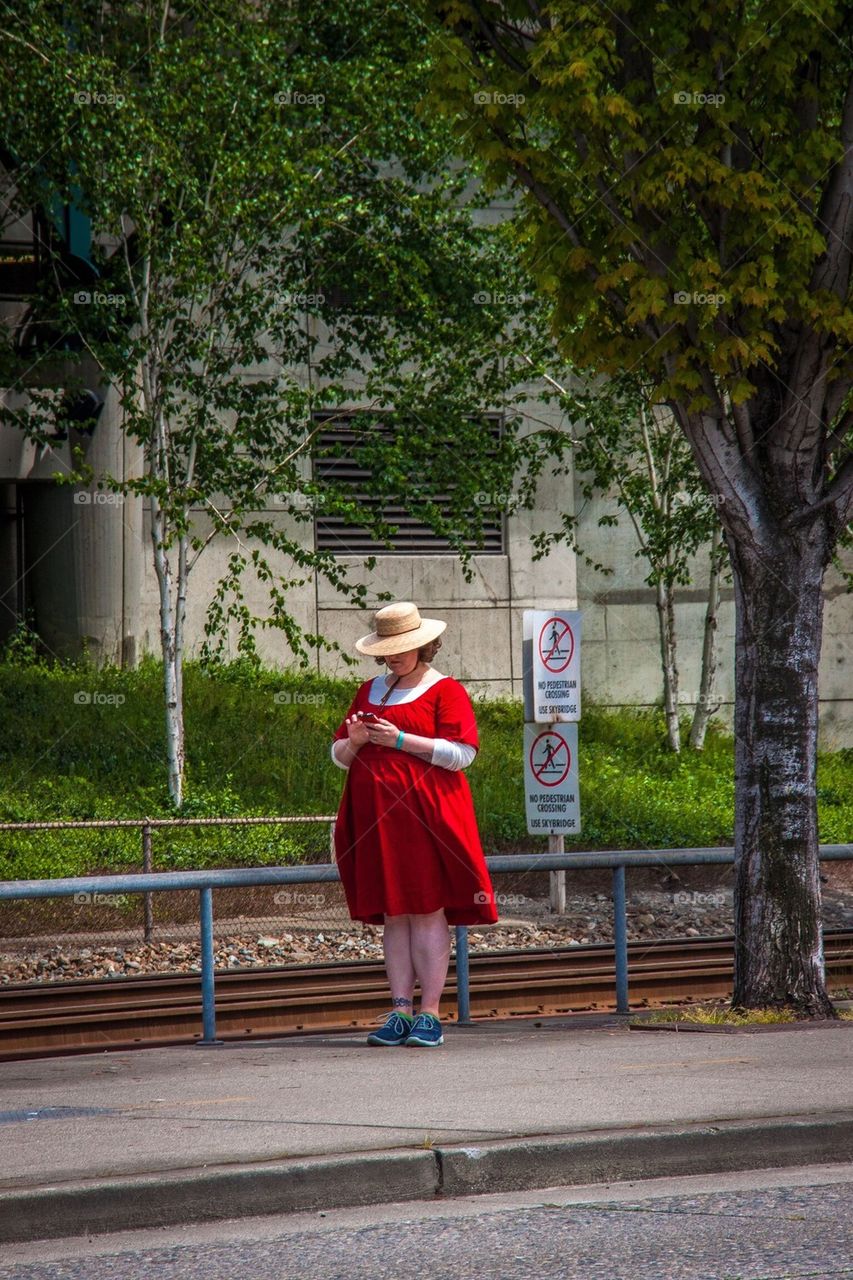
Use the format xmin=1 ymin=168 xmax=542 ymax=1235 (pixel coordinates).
xmin=332 ymin=676 xmax=498 ymax=926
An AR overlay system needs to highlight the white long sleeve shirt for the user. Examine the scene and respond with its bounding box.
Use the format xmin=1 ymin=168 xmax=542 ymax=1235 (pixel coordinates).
xmin=331 ymin=736 xmax=475 ymax=771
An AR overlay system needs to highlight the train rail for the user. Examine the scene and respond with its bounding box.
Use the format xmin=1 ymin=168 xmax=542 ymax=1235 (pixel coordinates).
xmin=1 ymin=931 xmax=851 ymax=1061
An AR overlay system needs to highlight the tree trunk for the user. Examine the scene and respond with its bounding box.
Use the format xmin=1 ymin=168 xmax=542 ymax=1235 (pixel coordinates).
xmin=729 ymin=533 xmax=834 ymax=1016
xmin=656 ymin=578 xmax=681 ymax=751
xmin=689 ymin=524 xmax=723 ymax=750
xmin=151 ymin=498 xmax=184 ymax=808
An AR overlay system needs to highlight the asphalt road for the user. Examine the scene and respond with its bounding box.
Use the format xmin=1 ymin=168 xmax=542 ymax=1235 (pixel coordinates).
xmin=2 ymin=1164 xmax=852 ymax=1280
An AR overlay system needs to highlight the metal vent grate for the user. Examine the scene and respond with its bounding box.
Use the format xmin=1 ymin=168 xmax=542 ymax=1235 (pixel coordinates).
xmin=313 ymin=417 xmax=505 ymax=555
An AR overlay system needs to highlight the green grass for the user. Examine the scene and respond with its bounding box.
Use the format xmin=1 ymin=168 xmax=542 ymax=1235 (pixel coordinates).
xmin=0 ymin=653 xmax=850 ymax=880
xmin=646 ymin=1002 xmax=853 ymax=1024
xmin=645 ymin=1003 xmax=800 ymax=1025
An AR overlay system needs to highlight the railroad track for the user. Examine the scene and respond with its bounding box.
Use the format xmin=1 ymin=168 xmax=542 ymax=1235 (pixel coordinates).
xmin=1 ymin=931 xmax=851 ymax=1061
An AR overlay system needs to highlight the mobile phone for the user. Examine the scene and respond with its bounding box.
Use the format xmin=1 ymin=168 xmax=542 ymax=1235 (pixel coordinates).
xmin=359 ymin=712 xmax=380 ymax=724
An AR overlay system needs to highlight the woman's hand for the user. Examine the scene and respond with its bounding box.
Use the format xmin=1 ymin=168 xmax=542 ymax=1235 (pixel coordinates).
xmin=346 ymin=713 xmax=399 ymax=748
xmin=360 ymin=715 xmax=399 ymax=749
xmin=338 ymin=714 xmax=399 ymax=768
xmin=346 ymin=713 xmax=399 ymax=746
xmin=345 ymin=714 xmax=371 ymax=747
xmin=337 ymin=713 xmax=435 ymax=766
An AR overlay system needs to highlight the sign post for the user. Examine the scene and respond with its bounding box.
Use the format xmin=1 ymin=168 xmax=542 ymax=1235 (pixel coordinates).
xmin=522 ymin=611 xmax=582 ymax=912
xmin=549 ymin=833 xmax=566 ymax=913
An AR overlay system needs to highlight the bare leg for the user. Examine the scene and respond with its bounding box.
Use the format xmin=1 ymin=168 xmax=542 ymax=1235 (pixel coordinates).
xmin=382 ymin=914 xmax=415 ymax=1013
xmin=409 ymin=909 xmax=451 ymax=1015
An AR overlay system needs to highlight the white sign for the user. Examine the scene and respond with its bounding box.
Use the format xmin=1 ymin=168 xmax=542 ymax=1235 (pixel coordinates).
xmin=523 ymin=722 xmax=580 ymax=835
xmin=523 ymin=610 xmax=581 ymax=723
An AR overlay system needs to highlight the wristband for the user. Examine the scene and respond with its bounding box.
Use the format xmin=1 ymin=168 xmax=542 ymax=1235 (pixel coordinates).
xmin=395 ymin=730 xmax=405 ymax=750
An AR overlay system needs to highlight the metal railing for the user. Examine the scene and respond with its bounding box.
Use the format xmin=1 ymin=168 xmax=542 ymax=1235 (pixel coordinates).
xmin=0 ymin=815 xmax=337 ymax=943
xmin=1 ymin=843 xmax=850 ymax=1039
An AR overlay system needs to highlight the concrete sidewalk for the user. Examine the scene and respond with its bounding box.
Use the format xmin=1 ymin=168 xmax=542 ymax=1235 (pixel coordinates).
xmin=1 ymin=1015 xmax=851 ymax=1242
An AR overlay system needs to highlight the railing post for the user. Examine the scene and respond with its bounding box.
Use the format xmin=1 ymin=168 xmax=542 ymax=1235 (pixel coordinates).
xmin=198 ymin=886 xmax=220 ymax=1044
xmin=142 ymin=821 xmax=153 ymax=945
xmin=612 ymin=863 xmax=629 ymax=1014
xmin=455 ymin=925 xmax=472 ymax=1024
xmin=549 ymin=832 xmax=566 ymax=913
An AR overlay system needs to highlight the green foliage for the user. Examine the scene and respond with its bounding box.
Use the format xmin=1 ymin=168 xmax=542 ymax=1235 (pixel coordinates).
xmin=0 ymin=659 xmax=849 ymax=880
xmin=474 ymin=698 xmax=732 ymax=848
xmin=1 ymin=619 xmax=48 ymax=669
xmin=815 ymin=750 xmax=853 ymax=841
xmin=424 ymin=0 xmax=853 ymax=408
xmin=0 ymin=0 xmax=579 ymax=807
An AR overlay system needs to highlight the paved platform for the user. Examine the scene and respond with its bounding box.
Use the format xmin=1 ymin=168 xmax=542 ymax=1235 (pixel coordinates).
xmin=1 ymin=1014 xmax=851 ymax=1242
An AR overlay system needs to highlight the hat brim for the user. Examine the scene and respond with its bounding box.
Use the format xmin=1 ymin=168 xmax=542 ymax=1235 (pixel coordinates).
xmin=355 ymin=617 xmax=446 ymax=656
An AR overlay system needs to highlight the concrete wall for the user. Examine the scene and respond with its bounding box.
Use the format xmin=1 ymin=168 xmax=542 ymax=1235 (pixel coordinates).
xmin=127 ymin=377 xmax=578 ymax=695
xmin=1 ymin=373 xmax=851 ymax=744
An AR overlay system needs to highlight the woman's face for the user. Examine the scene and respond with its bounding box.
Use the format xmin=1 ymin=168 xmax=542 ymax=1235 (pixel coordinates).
xmin=385 ymin=647 xmax=421 ymax=677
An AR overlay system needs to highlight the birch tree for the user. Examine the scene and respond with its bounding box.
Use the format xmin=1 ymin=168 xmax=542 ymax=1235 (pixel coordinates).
xmin=0 ymin=0 xmax=548 ymax=805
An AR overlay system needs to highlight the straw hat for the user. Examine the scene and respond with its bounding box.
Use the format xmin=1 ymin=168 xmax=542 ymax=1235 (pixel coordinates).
xmin=355 ymin=601 xmax=447 ymax=656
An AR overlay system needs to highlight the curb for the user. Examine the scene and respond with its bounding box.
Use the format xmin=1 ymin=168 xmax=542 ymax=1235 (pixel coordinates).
xmin=2 ymin=1112 xmax=852 ymax=1244
xmin=0 ymin=1149 xmax=437 ymax=1245
xmin=436 ymin=1112 xmax=853 ymax=1197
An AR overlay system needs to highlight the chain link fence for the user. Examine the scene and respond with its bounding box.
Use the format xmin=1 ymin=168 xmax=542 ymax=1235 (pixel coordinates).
xmin=0 ymin=817 xmax=366 ymax=979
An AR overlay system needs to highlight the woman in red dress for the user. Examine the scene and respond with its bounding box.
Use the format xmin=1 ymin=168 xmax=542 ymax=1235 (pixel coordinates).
xmin=331 ymin=601 xmax=497 ymax=1047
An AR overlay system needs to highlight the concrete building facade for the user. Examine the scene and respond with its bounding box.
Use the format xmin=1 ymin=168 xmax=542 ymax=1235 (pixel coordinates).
xmin=2 ymin=384 xmax=851 ymax=748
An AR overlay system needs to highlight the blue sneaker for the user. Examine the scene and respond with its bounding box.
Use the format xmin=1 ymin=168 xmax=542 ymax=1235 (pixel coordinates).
xmin=404 ymin=1012 xmax=444 ymax=1047
xmin=366 ymin=1011 xmax=414 ymax=1046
